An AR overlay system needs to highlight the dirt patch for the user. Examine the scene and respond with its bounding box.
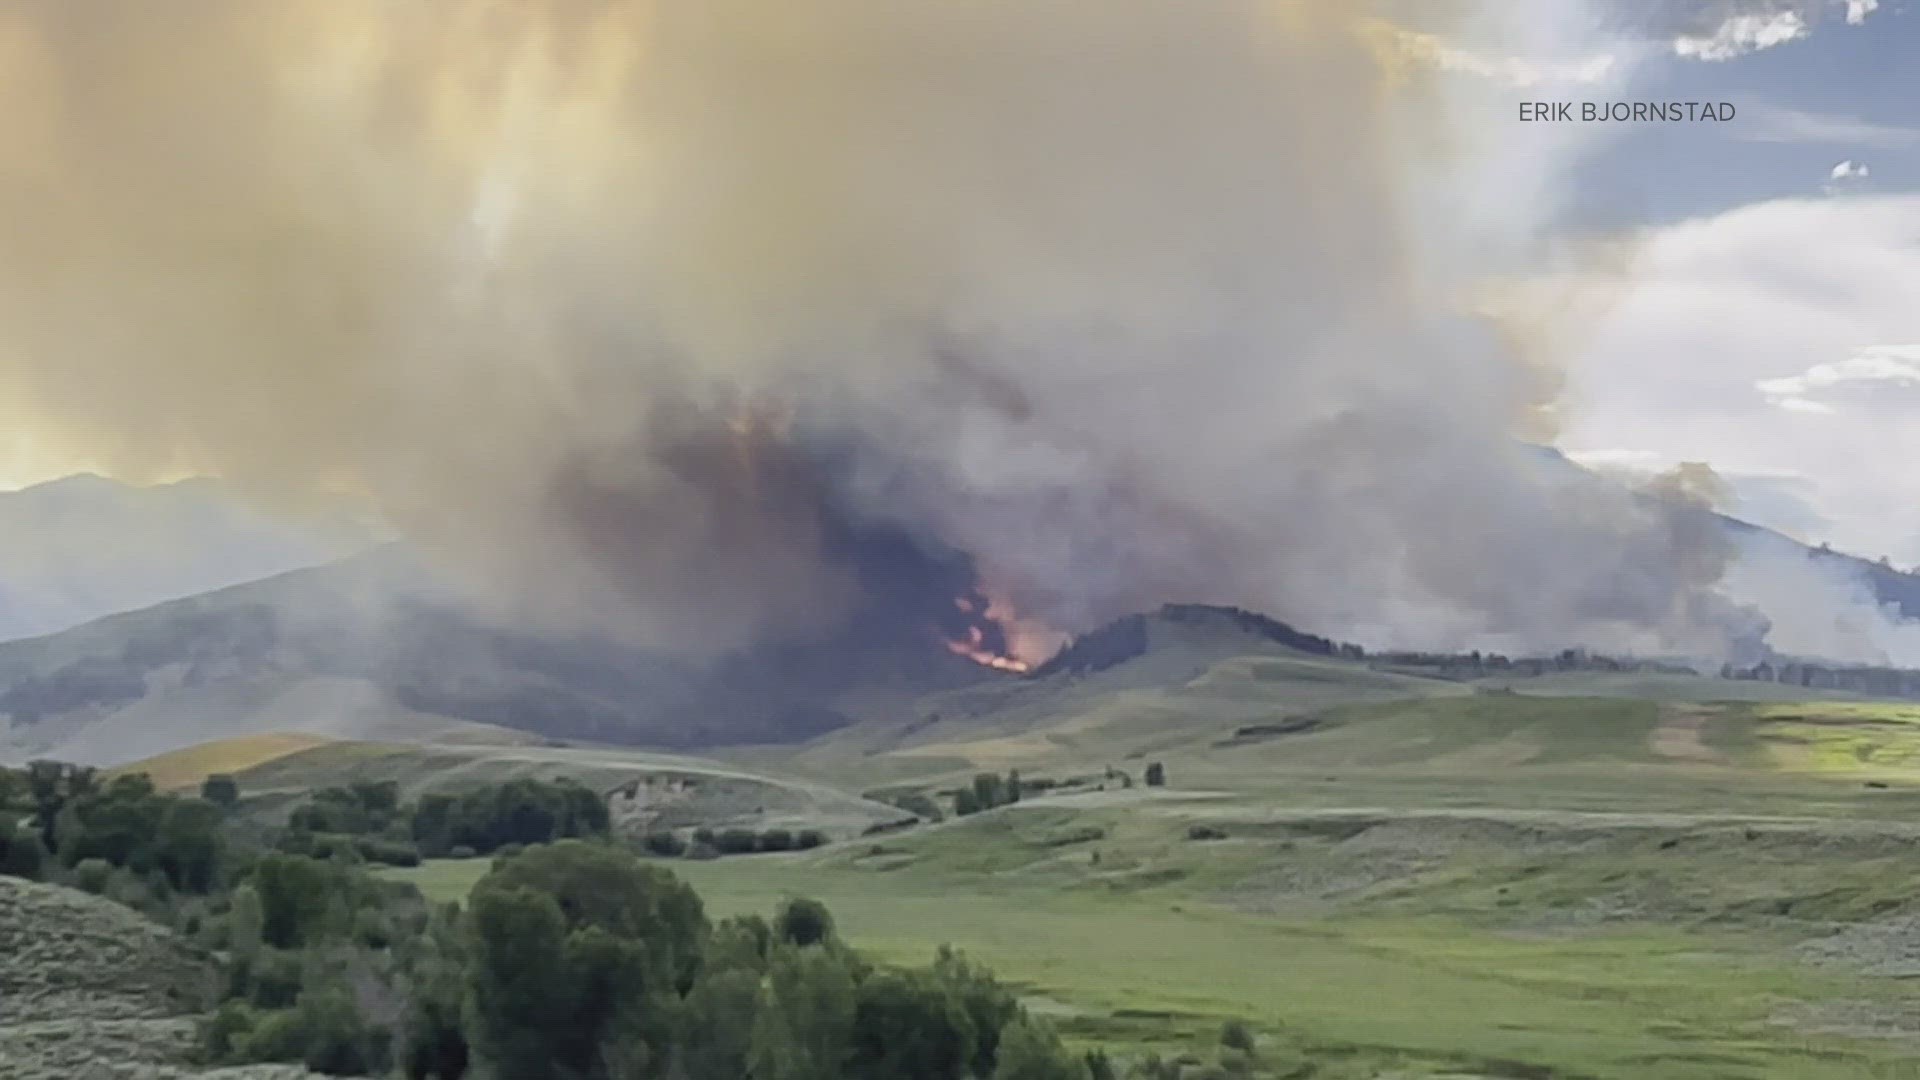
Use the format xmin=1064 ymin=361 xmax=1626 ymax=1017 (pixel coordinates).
xmin=1649 ymin=705 xmax=1723 ymax=763
xmin=1772 ymin=999 xmax=1920 ymax=1041
xmin=1798 ymin=915 xmax=1920 ymax=976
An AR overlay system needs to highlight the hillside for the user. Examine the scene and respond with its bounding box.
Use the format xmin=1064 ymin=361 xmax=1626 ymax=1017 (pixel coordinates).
xmin=217 ymin=738 xmax=910 ymax=839
xmin=0 ymin=547 xmax=998 ymax=766
xmin=0 ymin=474 xmax=378 ymax=642
xmin=0 ymin=876 xmax=312 ymax=1079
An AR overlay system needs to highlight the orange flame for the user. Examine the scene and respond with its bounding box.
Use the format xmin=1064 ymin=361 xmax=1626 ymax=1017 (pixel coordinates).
xmin=941 ymin=585 xmax=1066 ymax=674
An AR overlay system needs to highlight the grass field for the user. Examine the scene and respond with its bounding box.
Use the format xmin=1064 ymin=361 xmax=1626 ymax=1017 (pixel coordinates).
xmin=294 ymin=656 xmax=1920 ymax=1077
xmin=389 ymin=795 xmax=1920 ymax=1079
xmin=107 ymin=731 xmax=338 ymax=790
xmin=229 ymin=738 xmax=908 ymax=837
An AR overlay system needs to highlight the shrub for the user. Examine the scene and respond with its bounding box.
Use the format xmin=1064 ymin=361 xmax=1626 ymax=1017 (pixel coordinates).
xmin=1186 ymin=824 xmax=1228 ymax=841
xmin=448 ymin=845 xmax=477 ymax=860
xmin=1144 ymin=762 xmax=1166 ymax=787
xmin=796 ymin=829 xmax=827 ymax=850
xmin=643 ymin=831 xmax=688 ymax=857
xmin=715 ymin=828 xmax=759 ymax=855
xmin=0 ymin=823 xmax=46 ymax=879
xmin=758 ymin=828 xmax=794 ymax=852
xmin=201 ymin=773 xmax=241 ymax=809
xmin=774 ymin=896 xmax=835 ymax=948
xmin=1219 ymin=1019 xmax=1255 ymax=1054
xmin=355 ymin=838 xmax=422 ymax=867
xmin=74 ymin=856 xmax=113 ymax=894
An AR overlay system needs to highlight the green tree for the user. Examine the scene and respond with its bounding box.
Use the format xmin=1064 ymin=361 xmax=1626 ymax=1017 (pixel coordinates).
xmin=468 ymin=842 xmax=710 ymax=1079
xmin=251 ymin=854 xmax=333 ymax=949
xmin=953 ymin=789 xmax=981 ymax=817
xmin=155 ymin=797 xmax=225 ymax=892
xmin=972 ymin=773 xmax=1006 ymax=812
xmin=1006 ymin=770 xmax=1023 ymax=804
xmin=468 ymin=884 xmax=574 ymax=1080
xmin=1144 ymin=762 xmax=1166 ymax=787
xmin=934 ymin=946 xmax=1019 ymax=1078
xmin=774 ymin=896 xmax=836 ymax=949
xmin=0 ymin=813 xmax=46 ymax=879
xmin=847 ymin=968 xmax=976 ymax=1080
xmin=993 ymin=1015 xmax=1089 ymax=1080
xmin=201 ymin=773 xmax=241 ymax=809
xmin=750 ymin=945 xmax=859 ymax=1080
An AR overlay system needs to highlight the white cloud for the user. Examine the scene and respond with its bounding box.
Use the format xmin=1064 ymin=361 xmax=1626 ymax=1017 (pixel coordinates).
xmin=1557 ymin=196 xmax=1920 ymax=564
xmin=1668 ymin=0 xmax=1879 ymax=61
xmin=1830 ymin=160 xmax=1871 ymax=181
xmin=1757 ymin=345 xmax=1920 ymax=411
xmin=1674 ymin=11 xmax=1808 ymax=59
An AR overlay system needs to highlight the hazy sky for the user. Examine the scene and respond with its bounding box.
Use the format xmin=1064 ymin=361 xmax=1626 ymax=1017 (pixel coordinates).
xmin=1541 ymin=1 xmax=1920 ymax=564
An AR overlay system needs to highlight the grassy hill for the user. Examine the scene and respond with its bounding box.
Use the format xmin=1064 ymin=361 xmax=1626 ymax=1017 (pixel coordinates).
xmin=218 ymin=738 xmax=909 ymax=839
xmin=377 ymin=675 xmax=1920 ymax=1079
xmin=0 ymin=546 xmax=998 ymax=767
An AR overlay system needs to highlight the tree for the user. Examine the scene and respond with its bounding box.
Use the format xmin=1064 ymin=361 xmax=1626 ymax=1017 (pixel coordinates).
xmin=468 ymin=842 xmax=710 ymax=1078
xmin=0 ymin=815 xmax=46 ymax=879
xmin=467 ymin=884 xmax=574 ymax=1080
xmin=201 ymin=773 xmax=241 ymax=809
xmin=1006 ymin=770 xmax=1023 ymax=804
xmin=774 ymin=896 xmax=836 ymax=949
xmin=847 ymin=968 xmax=976 ymax=1080
xmin=251 ymin=854 xmax=334 ymax=949
xmin=1144 ymin=762 xmax=1166 ymax=788
xmin=1219 ymin=1019 xmax=1255 ymax=1054
xmin=972 ymin=773 xmax=1006 ymax=812
xmin=992 ymin=1015 xmax=1089 ymax=1080
xmin=953 ymin=789 xmax=981 ymax=817
xmin=155 ymin=797 xmax=225 ymax=892
xmin=934 ymin=946 xmax=1018 ymax=1078
xmin=750 ymin=944 xmax=859 ymax=1080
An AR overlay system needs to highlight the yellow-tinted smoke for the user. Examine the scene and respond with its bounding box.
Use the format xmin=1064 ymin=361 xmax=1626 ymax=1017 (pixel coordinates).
xmin=1 ymin=2 xmax=1742 ymax=657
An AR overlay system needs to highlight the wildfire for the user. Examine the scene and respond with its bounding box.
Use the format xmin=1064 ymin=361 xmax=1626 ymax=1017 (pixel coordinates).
xmin=942 ymin=587 xmax=1067 ymax=675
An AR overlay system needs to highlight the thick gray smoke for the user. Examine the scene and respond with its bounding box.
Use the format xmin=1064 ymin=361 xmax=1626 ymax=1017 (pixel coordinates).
xmin=0 ymin=1 xmax=1773 ymax=661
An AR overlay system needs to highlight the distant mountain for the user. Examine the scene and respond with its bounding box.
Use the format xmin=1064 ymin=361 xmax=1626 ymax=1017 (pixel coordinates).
xmin=0 ymin=474 xmax=382 ymax=641
xmin=0 ymin=545 xmax=997 ymax=766
xmin=1522 ymin=446 xmax=1920 ymax=621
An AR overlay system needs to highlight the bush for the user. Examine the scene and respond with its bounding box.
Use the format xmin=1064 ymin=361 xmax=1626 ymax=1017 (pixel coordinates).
xmin=774 ymin=896 xmax=835 ymax=948
xmin=448 ymin=845 xmax=478 ymax=860
xmin=758 ymin=828 xmax=794 ymax=852
xmin=1144 ymin=762 xmax=1166 ymax=787
xmin=891 ymin=792 xmax=944 ymax=821
xmin=0 ymin=822 xmax=47 ymax=879
xmin=643 ymin=831 xmax=688 ymax=857
xmin=355 ymin=837 xmax=422 ymax=867
xmin=795 ymin=829 xmax=827 ymax=850
xmin=201 ymin=773 xmax=241 ymax=809
xmin=1186 ymin=824 xmax=1228 ymax=841
xmin=1219 ymin=1019 xmax=1255 ymax=1054
xmin=74 ymin=856 xmax=113 ymax=894
xmin=714 ymin=828 xmax=759 ymax=855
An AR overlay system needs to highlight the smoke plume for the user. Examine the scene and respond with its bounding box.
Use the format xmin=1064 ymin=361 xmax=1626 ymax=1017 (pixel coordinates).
xmin=0 ymin=1 xmax=1771 ymax=661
